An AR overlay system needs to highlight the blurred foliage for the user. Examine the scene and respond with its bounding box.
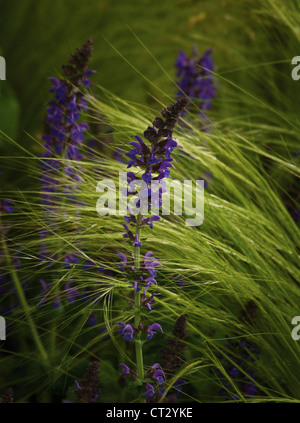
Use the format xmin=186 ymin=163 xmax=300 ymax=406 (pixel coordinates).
xmin=0 ymin=0 xmax=298 ymax=139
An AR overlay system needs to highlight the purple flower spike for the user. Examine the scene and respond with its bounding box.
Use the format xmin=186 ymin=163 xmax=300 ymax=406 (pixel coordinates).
xmin=117 ymin=322 xmax=134 ymax=341
xmin=41 ymin=40 xmax=94 ymax=208
xmin=147 ymin=323 xmax=163 ymax=340
xmin=120 ymin=363 xmax=130 ymax=377
xmin=123 ymin=98 xmax=188 ymax=229
xmin=175 ymin=47 xmax=216 ymax=115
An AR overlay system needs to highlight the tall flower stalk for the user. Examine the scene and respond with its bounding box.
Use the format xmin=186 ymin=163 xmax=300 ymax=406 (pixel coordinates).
xmin=116 ymin=97 xmax=189 ymax=401
xmin=39 ymin=40 xmax=95 ymax=360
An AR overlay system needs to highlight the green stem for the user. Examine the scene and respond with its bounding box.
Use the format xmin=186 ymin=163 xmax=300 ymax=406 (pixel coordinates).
xmin=1 ymin=234 xmax=48 ymax=362
xmin=134 ymin=216 xmax=144 ymax=384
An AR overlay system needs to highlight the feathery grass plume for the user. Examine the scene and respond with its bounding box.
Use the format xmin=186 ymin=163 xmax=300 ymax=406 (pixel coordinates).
xmin=1 ymin=388 xmax=14 ymax=403
xmin=73 ymin=361 xmax=100 ymax=403
xmin=116 ymin=97 xmax=189 ymax=402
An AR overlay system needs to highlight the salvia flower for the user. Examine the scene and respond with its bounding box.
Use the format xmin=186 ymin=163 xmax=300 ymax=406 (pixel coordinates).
xmin=143 ymin=277 xmax=157 ymax=295
xmin=145 ymin=383 xmax=155 ymax=402
xmin=120 ymin=363 xmax=130 ymax=377
xmin=147 ymin=323 xmax=163 ymax=340
xmin=152 ymin=368 xmax=165 ymax=385
xmin=142 ymin=292 xmax=161 ymax=312
xmin=117 ymin=322 xmax=135 ymax=341
xmin=175 ymin=46 xmax=216 ymax=112
xmin=117 ymin=251 xmax=160 ymax=308
xmin=143 ymin=363 xmax=167 ymax=402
